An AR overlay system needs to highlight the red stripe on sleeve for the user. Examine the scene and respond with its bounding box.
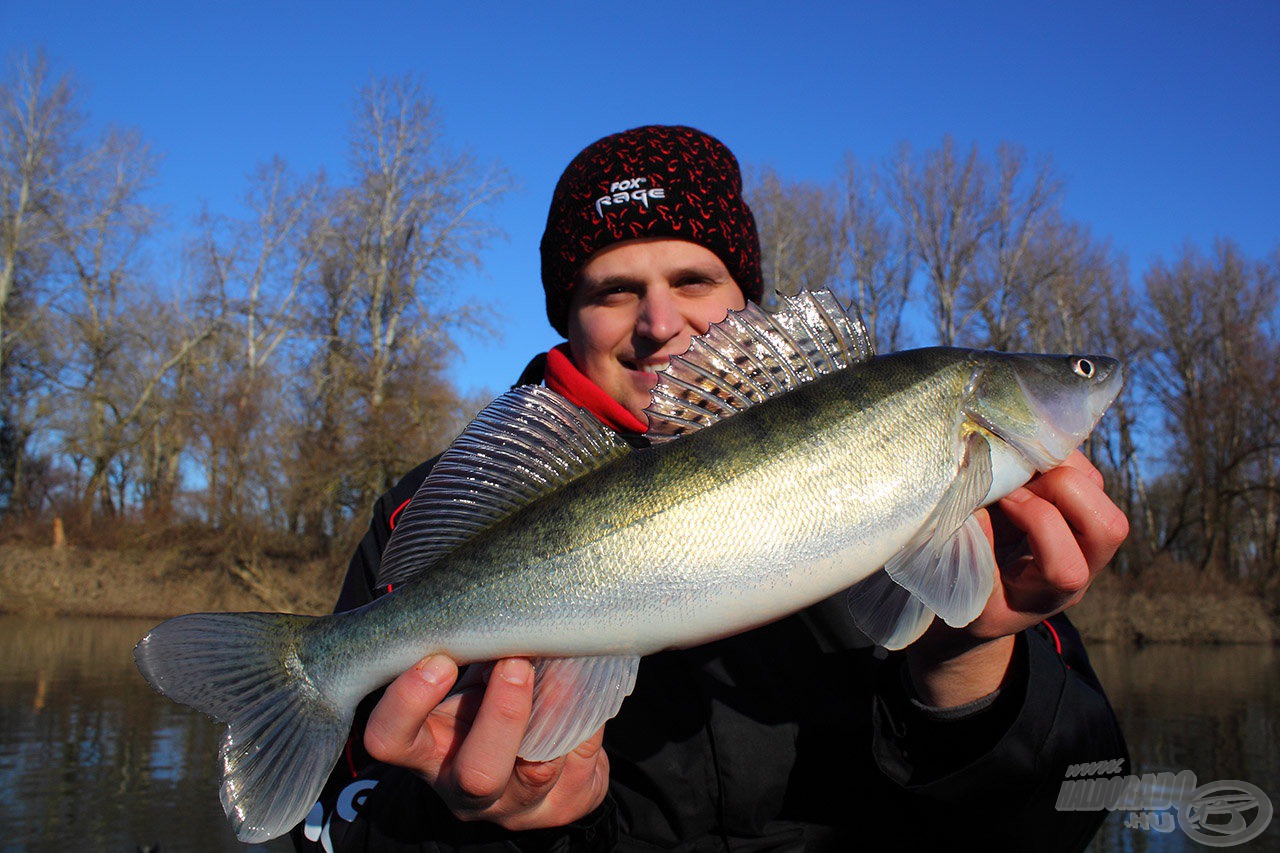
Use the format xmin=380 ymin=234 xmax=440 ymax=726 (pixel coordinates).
xmin=388 ymin=497 xmax=411 ymax=531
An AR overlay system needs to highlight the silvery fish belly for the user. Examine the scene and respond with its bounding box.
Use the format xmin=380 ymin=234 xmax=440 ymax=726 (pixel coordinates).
xmin=132 ymin=290 xmax=1123 ymax=842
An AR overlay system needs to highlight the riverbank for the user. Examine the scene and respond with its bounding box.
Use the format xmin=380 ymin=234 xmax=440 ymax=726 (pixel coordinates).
xmin=1069 ymin=570 xmax=1276 ymax=644
xmin=0 ymin=544 xmax=343 ymax=619
xmin=1 ymin=544 xmax=1276 ymax=643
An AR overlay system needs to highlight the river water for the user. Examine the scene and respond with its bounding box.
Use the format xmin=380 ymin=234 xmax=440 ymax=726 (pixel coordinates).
xmin=0 ymin=616 xmax=1275 ymax=850
xmin=0 ymin=616 xmax=291 ymax=851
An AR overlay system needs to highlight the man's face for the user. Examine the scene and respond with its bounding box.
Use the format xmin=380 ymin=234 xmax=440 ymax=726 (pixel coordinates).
xmin=567 ymin=239 xmax=747 ymax=422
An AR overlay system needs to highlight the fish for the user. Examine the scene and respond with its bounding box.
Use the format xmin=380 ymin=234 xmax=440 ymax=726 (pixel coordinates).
xmin=133 ymin=290 xmax=1123 ymax=842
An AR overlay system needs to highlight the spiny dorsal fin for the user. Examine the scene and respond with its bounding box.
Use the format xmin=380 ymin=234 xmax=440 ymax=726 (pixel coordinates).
xmin=376 ymin=385 xmax=632 ymax=590
xmin=645 ymin=289 xmax=874 ymax=442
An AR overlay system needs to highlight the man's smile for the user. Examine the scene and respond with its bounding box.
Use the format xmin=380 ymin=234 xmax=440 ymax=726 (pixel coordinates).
xmin=621 ymin=358 xmax=670 ymax=375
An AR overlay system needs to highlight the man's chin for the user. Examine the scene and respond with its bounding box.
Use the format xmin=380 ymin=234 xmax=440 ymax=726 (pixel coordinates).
xmin=624 ymin=373 xmax=659 ymax=418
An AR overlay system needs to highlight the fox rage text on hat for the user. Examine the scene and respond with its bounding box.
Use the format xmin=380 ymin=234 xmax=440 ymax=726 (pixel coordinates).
xmin=594 ymin=176 xmax=666 ymax=218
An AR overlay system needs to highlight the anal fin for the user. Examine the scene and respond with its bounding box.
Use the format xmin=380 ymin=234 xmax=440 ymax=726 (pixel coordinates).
xmin=519 ymin=655 xmax=640 ymax=762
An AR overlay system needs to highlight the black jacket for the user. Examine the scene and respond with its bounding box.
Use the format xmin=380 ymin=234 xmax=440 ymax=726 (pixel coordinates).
xmin=293 ymin=388 xmax=1127 ymax=852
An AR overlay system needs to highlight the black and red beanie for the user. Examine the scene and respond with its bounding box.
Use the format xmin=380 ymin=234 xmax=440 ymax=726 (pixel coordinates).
xmin=539 ymin=125 xmax=763 ymax=336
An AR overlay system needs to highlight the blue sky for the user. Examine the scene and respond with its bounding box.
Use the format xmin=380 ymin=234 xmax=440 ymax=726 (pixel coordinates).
xmin=3 ymin=1 xmax=1277 ymax=398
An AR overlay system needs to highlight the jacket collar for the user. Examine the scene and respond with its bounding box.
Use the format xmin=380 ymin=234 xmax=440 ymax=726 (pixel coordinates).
xmin=543 ymin=344 xmax=648 ymax=435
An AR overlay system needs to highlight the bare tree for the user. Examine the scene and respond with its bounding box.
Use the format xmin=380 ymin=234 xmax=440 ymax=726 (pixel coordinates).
xmin=124 ymin=289 xmax=216 ymax=521
xmin=49 ymin=127 xmax=217 ymax=516
xmin=836 ymin=155 xmax=913 ymax=350
xmin=290 ymin=75 xmax=508 ymax=541
xmin=747 ymin=166 xmax=842 ymax=302
xmin=887 ymin=136 xmax=994 ymax=346
xmin=0 ymin=52 xmax=75 ymax=380
xmin=960 ymin=144 xmax=1062 ymax=350
xmin=989 ymin=217 xmax=1113 ymax=354
xmin=49 ymin=127 xmax=159 ymax=512
xmin=187 ymin=158 xmax=324 ymax=528
xmin=1141 ymin=240 xmax=1280 ymax=579
xmin=0 ymin=52 xmax=79 ymax=513
xmin=747 ymin=160 xmax=912 ymax=350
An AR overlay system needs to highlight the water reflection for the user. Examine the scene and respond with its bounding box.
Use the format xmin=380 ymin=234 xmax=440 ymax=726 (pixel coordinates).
xmin=1087 ymin=643 xmax=1279 ymax=851
xmin=0 ymin=616 xmax=1275 ymax=850
xmin=0 ymin=615 xmax=290 ymax=851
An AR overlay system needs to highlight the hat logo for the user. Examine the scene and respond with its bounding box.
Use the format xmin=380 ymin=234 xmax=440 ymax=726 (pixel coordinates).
xmin=595 ymin=176 xmax=667 ymax=218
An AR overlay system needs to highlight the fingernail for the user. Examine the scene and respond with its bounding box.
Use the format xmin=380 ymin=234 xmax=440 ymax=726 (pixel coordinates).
xmin=498 ymin=658 xmax=531 ymax=686
xmin=415 ymin=655 xmax=453 ymax=686
xmin=1005 ymin=488 xmax=1033 ymax=504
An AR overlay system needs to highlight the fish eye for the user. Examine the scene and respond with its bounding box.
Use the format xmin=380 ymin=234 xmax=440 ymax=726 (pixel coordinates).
xmin=1073 ymin=358 xmax=1095 ymax=378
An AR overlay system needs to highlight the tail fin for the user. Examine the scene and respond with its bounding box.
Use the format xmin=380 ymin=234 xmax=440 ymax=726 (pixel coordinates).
xmin=134 ymin=612 xmax=352 ymax=843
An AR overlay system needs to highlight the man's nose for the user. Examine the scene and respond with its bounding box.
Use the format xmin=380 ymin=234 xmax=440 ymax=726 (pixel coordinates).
xmin=635 ymin=288 xmax=683 ymax=343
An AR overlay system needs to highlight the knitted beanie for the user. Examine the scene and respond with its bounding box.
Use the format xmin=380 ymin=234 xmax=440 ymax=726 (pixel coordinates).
xmin=539 ymin=125 xmax=762 ymax=336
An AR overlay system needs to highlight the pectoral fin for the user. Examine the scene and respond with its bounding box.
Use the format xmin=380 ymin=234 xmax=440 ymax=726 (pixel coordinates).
xmin=883 ymin=434 xmax=996 ymax=629
xmin=518 ymin=655 xmax=641 ymax=762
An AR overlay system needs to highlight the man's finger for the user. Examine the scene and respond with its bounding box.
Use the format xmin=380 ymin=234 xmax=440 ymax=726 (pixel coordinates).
xmin=997 ymin=487 xmax=1089 ymax=612
xmin=447 ymin=657 xmax=535 ymax=805
xmin=511 ymin=723 xmax=605 ymax=795
xmin=364 ymin=655 xmax=458 ymax=765
xmin=1058 ymin=449 xmax=1104 ymax=485
xmin=505 ymin=728 xmax=610 ymax=830
xmin=1024 ymin=465 xmax=1128 ymax=574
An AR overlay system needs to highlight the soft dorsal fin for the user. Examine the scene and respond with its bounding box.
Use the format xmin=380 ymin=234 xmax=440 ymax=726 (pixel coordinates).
xmin=645 ymin=289 xmax=875 ymax=442
xmin=376 ymin=385 xmax=632 ymax=590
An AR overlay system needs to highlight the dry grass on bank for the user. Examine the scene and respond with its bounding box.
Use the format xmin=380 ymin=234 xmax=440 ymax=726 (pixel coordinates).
xmin=1070 ymin=558 xmax=1277 ymax=644
xmin=0 ymin=544 xmax=344 ymax=619
xmin=0 ymin=512 xmax=359 ymax=619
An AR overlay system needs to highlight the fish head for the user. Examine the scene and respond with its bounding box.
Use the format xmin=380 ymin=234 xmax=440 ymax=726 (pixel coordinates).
xmin=964 ymin=352 xmax=1124 ymax=474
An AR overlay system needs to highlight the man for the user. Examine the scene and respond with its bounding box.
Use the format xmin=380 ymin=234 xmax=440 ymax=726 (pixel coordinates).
xmin=295 ymin=126 xmax=1128 ymax=851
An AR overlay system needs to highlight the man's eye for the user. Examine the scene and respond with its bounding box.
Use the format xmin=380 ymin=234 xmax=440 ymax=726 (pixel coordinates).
xmin=595 ymin=286 xmax=636 ymax=303
xmin=677 ymin=276 xmax=713 ymax=289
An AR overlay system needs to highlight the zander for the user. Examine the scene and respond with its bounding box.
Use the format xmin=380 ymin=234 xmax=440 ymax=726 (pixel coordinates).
xmin=134 ymin=290 xmax=1122 ymax=842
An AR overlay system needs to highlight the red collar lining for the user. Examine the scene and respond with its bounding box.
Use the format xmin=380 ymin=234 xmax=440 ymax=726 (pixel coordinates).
xmin=544 ymin=344 xmax=648 ymax=434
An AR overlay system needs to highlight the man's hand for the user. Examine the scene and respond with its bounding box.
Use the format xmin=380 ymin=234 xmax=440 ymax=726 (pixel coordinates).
xmin=363 ymin=655 xmax=611 ymax=831
xmin=907 ymin=451 xmax=1130 ymax=706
